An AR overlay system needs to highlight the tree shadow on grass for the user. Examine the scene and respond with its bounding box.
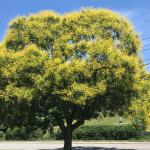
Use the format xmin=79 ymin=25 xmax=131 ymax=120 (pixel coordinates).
xmin=40 ymin=146 xmax=136 ymax=150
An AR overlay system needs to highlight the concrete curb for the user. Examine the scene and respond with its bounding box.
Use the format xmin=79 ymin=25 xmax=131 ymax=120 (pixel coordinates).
xmin=0 ymin=141 xmax=150 ymax=144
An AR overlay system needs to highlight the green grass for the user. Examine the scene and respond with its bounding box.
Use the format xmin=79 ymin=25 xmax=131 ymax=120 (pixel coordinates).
xmin=85 ymin=116 xmax=150 ymax=131
xmin=84 ymin=116 xmax=130 ymax=126
xmin=84 ymin=117 xmax=150 ymax=141
xmin=146 ymin=126 xmax=150 ymax=132
xmin=53 ymin=116 xmax=150 ymax=141
xmin=54 ymin=116 xmax=150 ymax=133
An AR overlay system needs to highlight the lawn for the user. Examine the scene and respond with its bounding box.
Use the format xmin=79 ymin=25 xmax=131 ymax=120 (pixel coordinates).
xmin=84 ymin=116 xmax=130 ymax=126
xmin=52 ymin=116 xmax=150 ymax=141
xmin=146 ymin=125 xmax=150 ymax=132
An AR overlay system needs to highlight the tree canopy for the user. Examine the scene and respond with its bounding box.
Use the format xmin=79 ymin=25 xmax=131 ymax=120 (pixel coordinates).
xmin=0 ymin=8 xmax=144 ymax=150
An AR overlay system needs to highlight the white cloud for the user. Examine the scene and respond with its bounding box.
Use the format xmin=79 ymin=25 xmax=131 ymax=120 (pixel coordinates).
xmin=118 ymin=10 xmax=138 ymax=19
xmin=120 ymin=10 xmax=135 ymax=18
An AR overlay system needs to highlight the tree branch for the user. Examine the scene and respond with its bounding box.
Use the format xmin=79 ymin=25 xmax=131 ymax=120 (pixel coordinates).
xmin=72 ymin=119 xmax=85 ymax=131
xmin=55 ymin=116 xmax=66 ymax=133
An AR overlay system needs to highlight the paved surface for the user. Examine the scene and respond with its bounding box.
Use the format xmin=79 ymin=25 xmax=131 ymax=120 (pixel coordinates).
xmin=0 ymin=142 xmax=150 ymax=150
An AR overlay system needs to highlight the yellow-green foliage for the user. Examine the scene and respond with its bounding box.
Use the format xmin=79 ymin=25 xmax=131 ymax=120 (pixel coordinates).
xmin=129 ymin=74 xmax=150 ymax=125
xmin=4 ymin=8 xmax=141 ymax=54
xmin=0 ymin=10 xmax=147 ymax=147
xmin=0 ymin=8 xmax=144 ymax=114
xmin=0 ymin=45 xmax=48 ymax=102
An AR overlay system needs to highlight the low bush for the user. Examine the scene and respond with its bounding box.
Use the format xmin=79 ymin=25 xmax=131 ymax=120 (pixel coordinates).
xmin=132 ymin=112 xmax=147 ymax=132
xmin=43 ymin=131 xmax=55 ymax=140
xmin=6 ymin=127 xmax=27 ymax=140
xmin=28 ymin=128 xmax=44 ymax=140
xmin=56 ymin=124 xmax=139 ymax=140
xmin=0 ymin=131 xmax=6 ymax=140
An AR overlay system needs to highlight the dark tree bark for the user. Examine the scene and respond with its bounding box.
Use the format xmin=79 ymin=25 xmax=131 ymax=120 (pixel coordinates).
xmin=64 ymin=127 xmax=72 ymax=150
xmin=63 ymin=116 xmax=73 ymax=150
xmin=56 ymin=110 xmax=85 ymax=150
xmin=63 ymin=119 xmax=85 ymax=150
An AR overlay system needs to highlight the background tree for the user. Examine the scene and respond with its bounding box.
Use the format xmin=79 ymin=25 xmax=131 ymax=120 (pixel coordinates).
xmin=1 ymin=9 xmax=144 ymax=150
xmin=129 ymin=73 xmax=150 ymax=130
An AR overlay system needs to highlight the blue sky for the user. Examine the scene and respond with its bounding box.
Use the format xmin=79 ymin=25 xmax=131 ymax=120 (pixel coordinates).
xmin=0 ymin=0 xmax=150 ymax=70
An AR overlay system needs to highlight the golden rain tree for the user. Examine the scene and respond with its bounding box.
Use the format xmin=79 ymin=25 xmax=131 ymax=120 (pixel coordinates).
xmin=0 ymin=8 xmax=144 ymax=150
xmin=0 ymin=44 xmax=50 ymax=130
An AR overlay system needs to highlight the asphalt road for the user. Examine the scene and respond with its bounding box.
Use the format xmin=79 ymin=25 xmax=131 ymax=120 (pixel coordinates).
xmin=0 ymin=142 xmax=150 ymax=150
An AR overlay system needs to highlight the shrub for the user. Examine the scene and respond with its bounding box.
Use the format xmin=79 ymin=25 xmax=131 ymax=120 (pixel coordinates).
xmin=56 ymin=124 xmax=139 ymax=140
xmin=0 ymin=131 xmax=6 ymax=140
xmin=28 ymin=128 xmax=44 ymax=140
xmin=132 ymin=112 xmax=147 ymax=131
xmin=43 ymin=131 xmax=55 ymax=140
xmin=6 ymin=127 xmax=27 ymax=140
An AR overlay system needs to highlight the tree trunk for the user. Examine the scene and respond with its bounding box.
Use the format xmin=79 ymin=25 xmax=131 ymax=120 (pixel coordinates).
xmin=64 ymin=127 xmax=72 ymax=150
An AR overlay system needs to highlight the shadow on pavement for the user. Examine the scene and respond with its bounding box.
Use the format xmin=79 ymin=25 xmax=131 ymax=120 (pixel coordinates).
xmin=40 ymin=146 xmax=136 ymax=150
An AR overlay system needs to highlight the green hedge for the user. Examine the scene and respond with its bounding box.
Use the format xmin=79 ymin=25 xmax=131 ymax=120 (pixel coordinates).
xmin=56 ymin=124 xmax=139 ymax=140
xmin=28 ymin=128 xmax=44 ymax=140
xmin=6 ymin=127 xmax=28 ymax=140
xmin=0 ymin=131 xmax=6 ymax=140
xmin=5 ymin=127 xmax=45 ymax=140
xmin=0 ymin=124 xmax=142 ymax=140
